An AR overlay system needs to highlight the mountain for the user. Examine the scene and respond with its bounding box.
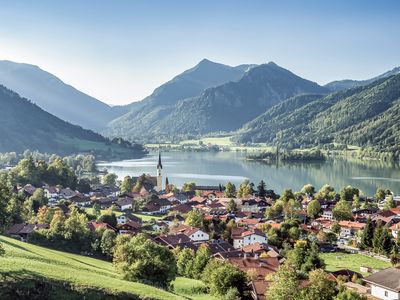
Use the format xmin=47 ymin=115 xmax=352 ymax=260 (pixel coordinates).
xmin=237 ymin=74 xmax=400 ymax=155
xmin=106 ymin=62 xmax=328 ymax=140
xmin=0 ymin=60 xmax=122 ymax=131
xmin=325 ymin=66 xmax=400 ymax=92
xmin=105 ymin=59 xmax=254 ymax=139
xmin=0 ymin=85 xmax=145 ymax=157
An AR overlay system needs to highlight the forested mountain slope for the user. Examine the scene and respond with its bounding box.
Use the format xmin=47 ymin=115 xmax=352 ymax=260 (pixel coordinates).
xmin=107 ymin=62 xmax=328 ymax=140
xmin=0 ymin=85 xmax=144 ymax=157
xmin=237 ymin=75 xmax=400 ymax=156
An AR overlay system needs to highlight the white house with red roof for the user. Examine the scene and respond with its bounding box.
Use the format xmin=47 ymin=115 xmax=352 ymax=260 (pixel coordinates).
xmin=231 ymin=227 xmax=268 ymax=249
xmin=169 ymin=224 xmax=209 ymax=242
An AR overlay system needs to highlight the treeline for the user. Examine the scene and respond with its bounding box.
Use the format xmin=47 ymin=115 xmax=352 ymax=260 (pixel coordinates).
xmin=247 ymin=149 xmax=326 ymax=162
xmin=0 ymin=150 xmax=97 ymax=175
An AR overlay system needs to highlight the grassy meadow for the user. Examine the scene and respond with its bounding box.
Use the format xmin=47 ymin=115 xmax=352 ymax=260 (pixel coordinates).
xmin=321 ymin=252 xmax=391 ymax=276
xmin=0 ymin=235 xmax=185 ymax=299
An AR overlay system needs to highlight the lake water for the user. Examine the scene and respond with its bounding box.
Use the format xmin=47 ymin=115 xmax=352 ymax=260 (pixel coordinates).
xmin=97 ymin=151 xmax=400 ymax=196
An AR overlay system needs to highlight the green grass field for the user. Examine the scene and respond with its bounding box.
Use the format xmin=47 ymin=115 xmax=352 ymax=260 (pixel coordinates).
xmin=0 ymin=235 xmax=184 ymax=299
xmin=173 ymin=277 xmax=216 ymax=300
xmin=321 ymin=253 xmax=391 ymax=275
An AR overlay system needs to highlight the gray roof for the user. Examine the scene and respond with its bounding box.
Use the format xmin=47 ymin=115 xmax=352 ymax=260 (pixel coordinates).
xmin=364 ymin=267 xmax=400 ymax=292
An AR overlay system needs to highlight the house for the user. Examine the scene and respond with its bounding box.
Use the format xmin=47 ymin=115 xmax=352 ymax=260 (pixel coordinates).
xmin=390 ymin=223 xmax=400 ymax=239
xmin=232 ymin=227 xmax=268 ymax=249
xmin=6 ymin=223 xmax=48 ymax=241
xmin=152 ymin=221 xmax=169 ymax=232
xmin=44 ymin=186 xmax=59 ymax=199
xmin=72 ymin=195 xmax=92 ymax=207
xmin=59 ymin=188 xmax=77 ymax=200
xmin=154 ymin=234 xmax=192 ymax=248
xmin=116 ymin=197 xmax=133 ymax=211
xmin=143 ymin=198 xmax=172 ymax=215
xmin=322 ymin=209 xmax=334 ymax=220
xmin=161 ymin=214 xmax=185 ymax=226
xmin=22 ymin=184 xmax=36 ymax=197
xmin=338 ymin=221 xmax=365 ymax=237
xmin=87 ymin=221 xmax=116 ymax=233
xmin=94 ymin=196 xmax=117 ymax=209
xmin=364 ymin=267 xmax=400 ymax=300
xmin=116 ymin=221 xmax=141 ymax=235
xmin=170 ymin=224 xmax=209 ymax=242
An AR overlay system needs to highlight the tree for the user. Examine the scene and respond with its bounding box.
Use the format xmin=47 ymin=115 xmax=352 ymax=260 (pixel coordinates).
xmin=340 ymin=186 xmax=359 ymax=202
xmin=47 ymin=157 xmax=77 ymax=188
xmin=287 ymin=240 xmax=325 ymax=273
xmin=331 ymin=222 xmax=341 ymax=235
xmin=283 ymin=199 xmax=301 ymax=220
xmin=316 ymin=184 xmax=336 ymax=200
xmin=360 ymin=217 xmax=374 ymax=249
xmin=182 ymin=182 xmax=196 ymax=192
xmin=265 ymin=263 xmax=299 ymax=300
xmin=307 ymin=200 xmax=321 ymax=219
xmin=227 ymin=199 xmax=237 ymax=213
xmin=176 ymin=247 xmax=195 ymax=277
xmin=25 ymin=188 xmax=47 ymax=220
xmin=185 ymin=210 xmax=204 ymax=228
xmin=280 ymin=189 xmax=295 ymax=202
xmin=301 ymin=184 xmax=316 ymax=196
xmin=384 ymin=195 xmax=396 ymax=210
xmin=390 ymin=245 xmax=400 ymax=266
xmin=64 ymin=206 xmax=90 ymax=246
xmin=76 ymin=178 xmax=91 ymax=193
xmin=332 ymin=199 xmax=352 ymax=221
xmin=373 ymin=221 xmax=393 ymax=255
xmin=0 ymin=181 xmax=12 ymax=230
xmin=375 ymin=188 xmax=386 ymax=201
xmin=299 ymin=269 xmax=337 ymax=300
xmin=192 ymin=244 xmax=211 ymax=279
xmin=98 ymin=211 xmax=117 ymax=228
xmin=100 ymin=229 xmax=117 ymax=257
xmin=257 ymin=180 xmax=267 ymax=197
xmin=120 ymin=176 xmax=133 ymax=194
xmin=113 ymin=234 xmax=177 ymax=288
xmin=202 ymin=259 xmax=248 ymax=298
xmin=92 ymin=203 xmax=101 ymax=216
xmin=334 ymin=288 xmax=367 ymax=300
xmin=224 ymin=182 xmax=236 ymax=198
xmin=352 ymin=194 xmax=360 ymax=210
xmin=237 ymin=180 xmax=253 ymax=198
xmin=103 ymin=173 xmax=118 ymax=187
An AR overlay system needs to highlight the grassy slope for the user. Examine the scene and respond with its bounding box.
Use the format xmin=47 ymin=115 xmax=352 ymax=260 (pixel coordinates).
xmin=172 ymin=277 xmax=216 ymax=300
xmin=0 ymin=236 xmax=183 ymax=299
xmin=321 ymin=253 xmax=390 ymax=276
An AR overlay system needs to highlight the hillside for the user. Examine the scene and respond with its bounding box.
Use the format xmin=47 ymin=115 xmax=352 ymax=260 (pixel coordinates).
xmin=325 ymin=66 xmax=400 ymax=92
xmin=237 ymin=74 xmax=400 ymax=156
xmin=0 ymin=60 xmax=121 ymax=131
xmin=105 ymin=59 xmax=254 ymax=140
xmin=0 ymin=85 xmax=145 ymax=158
xmin=0 ymin=235 xmax=182 ymax=299
xmin=107 ymin=62 xmax=328 ymax=141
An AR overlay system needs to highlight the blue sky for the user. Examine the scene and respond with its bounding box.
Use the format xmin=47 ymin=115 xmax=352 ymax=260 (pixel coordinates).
xmin=0 ymin=0 xmax=399 ymax=104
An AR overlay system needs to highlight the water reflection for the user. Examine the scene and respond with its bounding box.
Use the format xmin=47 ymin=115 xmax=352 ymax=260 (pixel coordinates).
xmin=97 ymin=152 xmax=400 ymax=196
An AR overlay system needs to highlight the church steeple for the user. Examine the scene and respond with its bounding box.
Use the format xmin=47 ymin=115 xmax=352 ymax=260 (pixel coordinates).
xmin=156 ymin=152 xmax=163 ymax=192
xmin=157 ymin=152 xmax=162 ymax=170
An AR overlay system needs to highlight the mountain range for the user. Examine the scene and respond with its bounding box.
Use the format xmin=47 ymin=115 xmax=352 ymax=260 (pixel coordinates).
xmin=0 ymin=60 xmax=123 ymax=131
xmin=0 ymin=58 xmax=399 ymax=157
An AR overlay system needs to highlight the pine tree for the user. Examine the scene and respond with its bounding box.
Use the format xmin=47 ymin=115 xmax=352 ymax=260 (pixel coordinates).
xmin=257 ymin=180 xmax=267 ymax=197
xmin=360 ymin=217 xmax=374 ymax=249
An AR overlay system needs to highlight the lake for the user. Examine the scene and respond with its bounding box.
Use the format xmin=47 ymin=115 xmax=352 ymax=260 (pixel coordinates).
xmin=97 ymin=151 xmax=400 ymax=196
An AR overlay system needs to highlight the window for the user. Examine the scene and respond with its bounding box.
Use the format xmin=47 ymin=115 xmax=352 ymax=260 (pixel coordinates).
xmin=384 ymin=291 xmax=388 ymax=297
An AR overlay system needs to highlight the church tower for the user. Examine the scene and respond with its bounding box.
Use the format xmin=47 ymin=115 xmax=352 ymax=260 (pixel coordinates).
xmin=156 ymin=152 xmax=162 ymax=192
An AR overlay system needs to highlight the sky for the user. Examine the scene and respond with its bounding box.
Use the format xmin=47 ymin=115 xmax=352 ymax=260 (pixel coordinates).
xmin=0 ymin=0 xmax=399 ymax=105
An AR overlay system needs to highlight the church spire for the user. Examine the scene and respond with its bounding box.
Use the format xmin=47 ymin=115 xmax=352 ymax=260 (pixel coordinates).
xmin=157 ymin=152 xmax=162 ymax=169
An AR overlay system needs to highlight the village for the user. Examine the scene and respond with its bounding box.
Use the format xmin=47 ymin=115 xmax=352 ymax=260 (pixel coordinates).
xmin=2 ymin=153 xmax=400 ymax=300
